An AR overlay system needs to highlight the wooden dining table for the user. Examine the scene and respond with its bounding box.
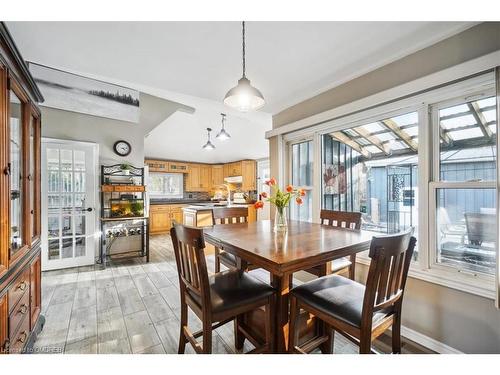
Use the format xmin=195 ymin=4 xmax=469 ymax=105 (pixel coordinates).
xmin=203 ymin=219 xmax=375 ymax=353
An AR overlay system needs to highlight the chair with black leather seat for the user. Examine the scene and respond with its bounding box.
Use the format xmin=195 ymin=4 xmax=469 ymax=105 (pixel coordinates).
xmin=288 ymin=229 xmax=416 ymax=354
xmin=304 ymin=210 xmax=362 ymax=280
xmin=170 ymin=222 xmax=275 ymax=354
xmin=212 ymin=207 xmax=258 ymax=272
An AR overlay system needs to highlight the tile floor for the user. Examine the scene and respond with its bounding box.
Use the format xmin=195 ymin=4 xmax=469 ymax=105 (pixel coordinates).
xmin=34 ymin=234 xmax=431 ymax=354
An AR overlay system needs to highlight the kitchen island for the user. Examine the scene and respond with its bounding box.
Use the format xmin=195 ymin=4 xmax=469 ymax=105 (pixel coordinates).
xmin=182 ymin=203 xmax=257 ymax=227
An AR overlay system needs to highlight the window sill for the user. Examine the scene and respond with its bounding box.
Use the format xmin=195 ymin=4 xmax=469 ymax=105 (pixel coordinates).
xmin=356 ymin=257 xmax=496 ymax=300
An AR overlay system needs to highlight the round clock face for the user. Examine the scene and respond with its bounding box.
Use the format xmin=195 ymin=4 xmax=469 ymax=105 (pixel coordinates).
xmin=114 ymin=140 xmax=131 ymax=156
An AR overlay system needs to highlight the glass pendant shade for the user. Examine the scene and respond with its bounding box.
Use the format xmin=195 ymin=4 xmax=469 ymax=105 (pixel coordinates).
xmin=224 ymin=77 xmax=265 ymax=112
xmin=216 ymin=113 xmax=231 ymax=140
xmin=202 ymin=128 xmax=216 ymax=150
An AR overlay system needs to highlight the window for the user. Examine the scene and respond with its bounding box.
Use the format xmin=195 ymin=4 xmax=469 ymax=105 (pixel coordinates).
xmin=321 ymin=111 xmax=419 ymax=244
xmin=431 ymin=94 xmax=497 ymax=276
xmin=148 ymin=173 xmax=183 ymax=199
xmin=290 ymin=140 xmax=313 ymax=222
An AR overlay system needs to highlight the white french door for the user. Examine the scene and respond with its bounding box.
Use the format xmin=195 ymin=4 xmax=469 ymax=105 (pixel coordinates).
xmin=41 ymin=139 xmax=98 ymax=271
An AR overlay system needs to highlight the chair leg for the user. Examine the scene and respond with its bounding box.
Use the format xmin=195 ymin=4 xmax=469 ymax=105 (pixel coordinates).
xmin=264 ymin=296 xmax=275 ymax=353
xmin=178 ymin=302 xmax=188 ymax=354
xmin=320 ymin=324 xmax=334 ymax=354
xmin=214 ymin=247 xmax=221 ymax=273
xmin=288 ymin=295 xmax=300 ymax=353
xmin=234 ymin=314 xmax=245 ymax=351
xmin=359 ymin=333 xmax=372 ymax=354
xmin=392 ymin=311 xmax=402 ymax=354
xmin=202 ymin=319 xmax=212 ymax=354
xmin=348 ymin=254 xmax=356 ymax=280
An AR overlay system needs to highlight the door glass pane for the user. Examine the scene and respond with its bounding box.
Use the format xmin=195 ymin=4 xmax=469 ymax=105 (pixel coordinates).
xmin=47 ymin=216 xmax=60 ymax=238
xmin=62 ymin=215 xmax=72 ymax=237
xmin=10 ymin=90 xmax=24 ymax=255
xmin=30 ymin=115 xmax=36 ymax=239
xmin=61 ymin=238 xmax=73 ymax=259
xmin=60 ymin=149 xmax=72 ymax=170
xmin=290 ymin=140 xmax=313 ymax=222
xmin=436 ymin=188 xmax=496 ymax=275
xmin=48 ymin=239 xmax=60 ymax=260
xmin=74 ymin=216 xmax=85 ymax=236
xmin=438 ymin=96 xmax=497 ymax=182
xmin=75 ymin=237 xmax=86 ymax=257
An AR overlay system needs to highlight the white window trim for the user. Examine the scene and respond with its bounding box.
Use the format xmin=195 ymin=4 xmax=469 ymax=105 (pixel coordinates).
xmin=281 ymin=70 xmax=498 ymax=300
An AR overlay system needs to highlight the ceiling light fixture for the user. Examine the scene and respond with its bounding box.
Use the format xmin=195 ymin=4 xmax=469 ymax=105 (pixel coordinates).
xmin=216 ymin=113 xmax=231 ymax=141
xmin=224 ymin=21 xmax=265 ymax=112
xmin=202 ymin=128 xmax=216 ymax=150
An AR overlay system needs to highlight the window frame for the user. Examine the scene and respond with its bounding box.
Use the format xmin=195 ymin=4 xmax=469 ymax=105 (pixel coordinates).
xmin=286 ymin=138 xmax=315 ymax=222
xmin=282 ymin=71 xmax=498 ymax=300
xmin=148 ymin=172 xmax=184 ymax=199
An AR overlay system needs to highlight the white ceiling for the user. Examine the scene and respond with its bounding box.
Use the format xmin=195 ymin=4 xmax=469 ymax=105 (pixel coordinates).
xmin=7 ymin=21 xmax=474 ymax=114
xmin=6 ymin=21 xmax=475 ymax=163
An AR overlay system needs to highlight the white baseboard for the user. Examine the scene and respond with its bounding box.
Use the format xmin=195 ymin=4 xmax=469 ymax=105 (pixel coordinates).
xmin=401 ymin=325 xmax=463 ymax=354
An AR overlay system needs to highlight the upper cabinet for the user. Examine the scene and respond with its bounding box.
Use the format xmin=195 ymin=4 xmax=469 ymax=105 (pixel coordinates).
xmin=211 ymin=165 xmax=224 ymax=187
xmin=145 ymin=159 xmax=189 ymax=174
xmin=241 ymin=160 xmax=256 ymax=191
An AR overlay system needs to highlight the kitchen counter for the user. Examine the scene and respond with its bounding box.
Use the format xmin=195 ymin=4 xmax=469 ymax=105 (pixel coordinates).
xmin=182 ymin=203 xmax=257 ymax=227
xmin=182 ymin=203 xmax=253 ymax=212
xmin=149 ymin=199 xmax=213 ymax=205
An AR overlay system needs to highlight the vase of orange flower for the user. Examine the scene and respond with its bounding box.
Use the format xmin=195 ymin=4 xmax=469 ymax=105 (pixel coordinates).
xmin=254 ymin=177 xmax=306 ymax=233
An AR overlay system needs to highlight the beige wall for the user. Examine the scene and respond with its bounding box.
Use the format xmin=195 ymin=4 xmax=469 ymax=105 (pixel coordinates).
xmin=42 ymin=93 xmax=187 ymax=165
xmin=270 ymin=22 xmax=500 ymax=353
xmin=273 ymin=22 xmax=500 ymax=128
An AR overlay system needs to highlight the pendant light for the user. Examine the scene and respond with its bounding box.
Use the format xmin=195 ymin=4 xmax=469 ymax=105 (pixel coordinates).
xmin=224 ymin=21 xmax=265 ymax=112
xmin=216 ymin=113 xmax=231 ymax=141
xmin=202 ymin=128 xmax=216 ymax=150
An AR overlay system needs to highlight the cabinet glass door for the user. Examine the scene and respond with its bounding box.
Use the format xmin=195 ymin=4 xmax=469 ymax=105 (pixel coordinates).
xmin=29 ymin=114 xmax=40 ymax=243
xmin=9 ymin=90 xmax=26 ymax=260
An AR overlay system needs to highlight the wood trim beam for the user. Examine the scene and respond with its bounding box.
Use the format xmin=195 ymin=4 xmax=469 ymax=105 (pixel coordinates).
xmin=330 ymin=131 xmax=371 ymax=158
xmin=380 ymin=119 xmax=418 ymax=151
xmin=468 ymin=102 xmax=493 ymax=138
xmin=352 ymin=126 xmax=391 ymax=155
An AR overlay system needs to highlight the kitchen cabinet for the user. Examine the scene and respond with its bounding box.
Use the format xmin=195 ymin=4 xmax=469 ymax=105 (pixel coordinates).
xmin=0 ymin=23 xmax=44 ymax=354
xmin=199 ymin=165 xmax=211 ymax=191
xmin=145 ymin=159 xmax=169 ymax=172
xmin=241 ymin=160 xmax=256 ymax=191
xmin=225 ymin=162 xmax=242 ymax=177
xmin=211 ymin=165 xmax=224 ymax=187
xmin=167 ymin=161 xmax=189 ymax=173
xmin=186 ymin=164 xmax=200 ymax=191
xmin=150 ymin=204 xmax=186 ymax=234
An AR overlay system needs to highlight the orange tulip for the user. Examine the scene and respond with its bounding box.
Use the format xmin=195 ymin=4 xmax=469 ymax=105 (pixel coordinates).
xmin=299 ymin=189 xmax=306 ymax=196
xmin=254 ymin=201 xmax=264 ymax=209
xmin=286 ymin=185 xmax=293 ymax=193
xmin=269 ymin=177 xmax=277 ymax=186
xmin=261 ymin=191 xmax=268 ymax=198
xmin=296 ymin=197 xmax=303 ymax=205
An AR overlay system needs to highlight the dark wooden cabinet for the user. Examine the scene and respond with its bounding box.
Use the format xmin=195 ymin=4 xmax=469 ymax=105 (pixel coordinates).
xmin=0 ymin=22 xmax=44 ymax=354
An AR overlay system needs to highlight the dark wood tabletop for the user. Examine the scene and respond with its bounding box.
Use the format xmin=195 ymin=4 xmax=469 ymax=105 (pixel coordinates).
xmin=204 ymin=219 xmax=375 ymax=276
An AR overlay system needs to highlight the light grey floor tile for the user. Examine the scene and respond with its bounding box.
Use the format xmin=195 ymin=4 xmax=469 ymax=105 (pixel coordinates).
xmin=141 ymin=263 xmax=160 ymax=273
xmin=67 ymin=305 xmax=97 ymax=344
xmin=143 ymin=294 xmax=175 ymax=323
xmin=114 ymin=275 xmax=136 ymax=292
xmin=154 ymin=317 xmax=180 ymax=354
xmin=73 ymin=284 xmax=97 ymax=310
xmin=50 ymin=282 xmax=78 ymax=305
xmin=127 ymin=264 xmax=146 ymax=275
xmin=124 ymin=310 xmax=161 ymax=353
xmin=155 ymin=262 xmax=178 ymax=279
xmin=33 ymin=301 xmax=73 ymax=353
xmin=111 ymin=266 xmax=130 ymax=278
xmin=65 ymin=336 xmax=97 ymax=354
xmin=96 ymin=286 xmax=120 ymax=312
xmin=117 ymin=287 xmax=145 ymax=316
xmin=98 ymin=337 xmax=132 ymax=354
xmin=147 ymin=272 xmax=172 ymax=289
xmin=95 ymin=268 xmax=115 ymax=289
xmin=132 ymin=274 xmax=159 ymax=298
xmin=137 ymin=344 xmax=166 ymax=354
xmin=158 ymin=284 xmax=181 ymax=310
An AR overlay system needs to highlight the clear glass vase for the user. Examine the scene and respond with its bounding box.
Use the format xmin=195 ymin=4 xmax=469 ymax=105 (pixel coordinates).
xmin=274 ymin=206 xmax=288 ymax=233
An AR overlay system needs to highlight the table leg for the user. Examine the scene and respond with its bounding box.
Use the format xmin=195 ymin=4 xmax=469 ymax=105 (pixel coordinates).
xmin=317 ymin=263 xmax=333 ymax=354
xmin=271 ymin=273 xmax=291 ymax=353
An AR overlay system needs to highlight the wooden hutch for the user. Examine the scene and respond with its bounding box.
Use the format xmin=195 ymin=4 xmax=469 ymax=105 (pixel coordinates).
xmin=0 ymin=23 xmax=44 ymax=354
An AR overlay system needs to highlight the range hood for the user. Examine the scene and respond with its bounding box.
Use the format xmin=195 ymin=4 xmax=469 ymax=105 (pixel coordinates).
xmin=224 ymin=176 xmax=243 ymax=184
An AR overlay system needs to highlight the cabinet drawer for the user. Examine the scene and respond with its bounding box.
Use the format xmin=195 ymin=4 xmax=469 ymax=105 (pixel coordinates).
xmin=9 ymin=289 xmax=30 ymax=336
xmin=8 ymin=269 xmax=30 ymax=313
xmin=150 ymin=205 xmax=170 ymax=213
xmin=8 ymin=314 xmax=29 ymax=354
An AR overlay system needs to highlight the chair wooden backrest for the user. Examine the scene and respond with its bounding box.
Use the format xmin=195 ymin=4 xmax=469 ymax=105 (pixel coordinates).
xmin=320 ymin=210 xmax=362 ymax=230
xmin=212 ymin=207 xmax=248 ymax=225
xmin=170 ymin=223 xmax=210 ymax=307
xmin=361 ymin=229 xmax=416 ymax=327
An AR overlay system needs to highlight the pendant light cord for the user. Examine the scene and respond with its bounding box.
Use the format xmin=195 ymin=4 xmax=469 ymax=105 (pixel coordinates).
xmin=242 ymin=21 xmax=246 ymax=78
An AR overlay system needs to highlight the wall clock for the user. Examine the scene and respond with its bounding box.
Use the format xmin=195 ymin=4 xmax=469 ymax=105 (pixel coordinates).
xmin=113 ymin=140 xmax=132 ymax=157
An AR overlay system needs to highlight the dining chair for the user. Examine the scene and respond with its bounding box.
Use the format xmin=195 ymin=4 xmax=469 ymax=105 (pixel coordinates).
xmin=170 ymin=222 xmax=276 ymax=354
xmin=212 ymin=207 xmax=258 ymax=272
xmin=288 ymin=229 xmax=416 ymax=354
xmin=304 ymin=210 xmax=362 ymax=280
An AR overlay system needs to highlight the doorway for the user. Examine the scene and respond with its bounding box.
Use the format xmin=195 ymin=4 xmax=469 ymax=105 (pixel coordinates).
xmin=41 ymin=139 xmax=99 ymax=270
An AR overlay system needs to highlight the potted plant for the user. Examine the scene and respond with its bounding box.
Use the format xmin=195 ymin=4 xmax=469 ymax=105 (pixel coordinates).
xmin=254 ymin=177 xmax=306 ymax=232
xmin=120 ymin=163 xmax=131 ymax=176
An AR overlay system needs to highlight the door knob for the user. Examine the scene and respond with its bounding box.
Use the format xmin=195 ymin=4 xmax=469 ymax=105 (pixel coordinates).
xmin=85 ymin=207 xmax=93 ymax=212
